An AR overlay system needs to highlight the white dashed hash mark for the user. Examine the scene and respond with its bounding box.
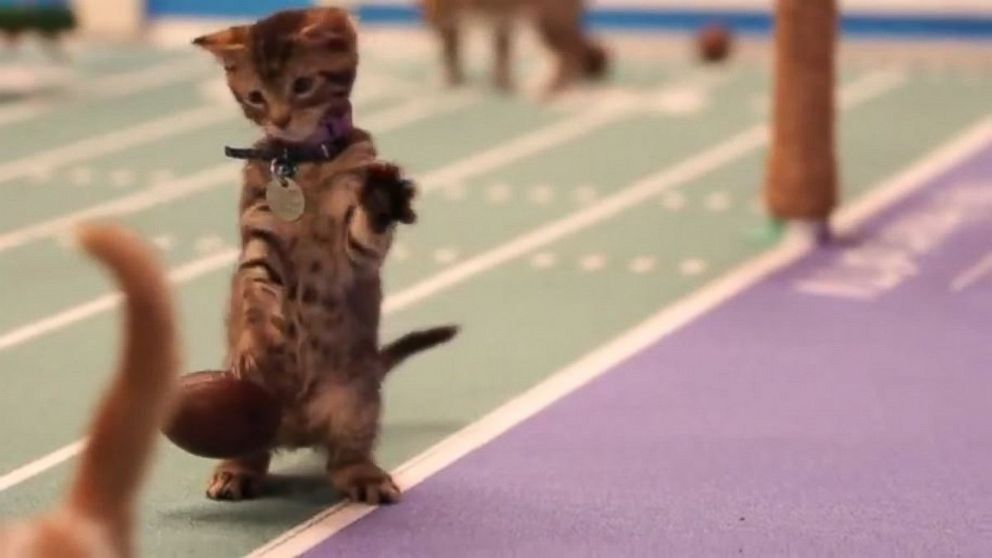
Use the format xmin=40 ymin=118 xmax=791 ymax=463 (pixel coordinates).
xmin=579 ymin=254 xmax=606 ymax=272
xmin=528 ymin=184 xmax=555 ymax=205
xmin=704 ymin=191 xmax=731 ymax=212
xmin=69 ymin=166 xmax=92 ymax=187
xmin=152 ymin=235 xmax=175 ymax=251
xmin=531 ymin=252 xmax=557 ymax=269
xmin=486 ymin=183 xmax=512 ymax=204
xmin=679 ymin=258 xmax=707 ymax=276
xmin=194 ymin=235 xmax=226 ymax=254
xmin=661 ymin=191 xmax=686 ymax=211
xmin=629 ymin=256 xmax=656 ymax=274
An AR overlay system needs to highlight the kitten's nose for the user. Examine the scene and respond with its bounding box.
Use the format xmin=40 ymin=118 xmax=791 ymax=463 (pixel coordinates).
xmin=270 ymin=109 xmax=292 ymax=129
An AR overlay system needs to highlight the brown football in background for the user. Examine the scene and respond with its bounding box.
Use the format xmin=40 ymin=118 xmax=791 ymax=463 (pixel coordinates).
xmin=162 ymin=370 xmax=281 ymax=459
xmin=697 ymin=23 xmax=733 ymax=63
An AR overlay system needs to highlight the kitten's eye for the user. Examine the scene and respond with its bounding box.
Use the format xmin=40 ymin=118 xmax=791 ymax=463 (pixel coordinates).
xmin=246 ymin=90 xmax=266 ymax=106
xmin=292 ymin=76 xmax=315 ymax=96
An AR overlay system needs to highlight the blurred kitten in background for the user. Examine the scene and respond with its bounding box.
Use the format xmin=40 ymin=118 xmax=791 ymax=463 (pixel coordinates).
xmin=422 ymin=0 xmax=609 ymax=96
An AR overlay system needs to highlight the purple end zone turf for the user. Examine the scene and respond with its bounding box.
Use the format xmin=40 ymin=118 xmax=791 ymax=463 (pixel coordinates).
xmin=305 ymin=144 xmax=992 ymax=557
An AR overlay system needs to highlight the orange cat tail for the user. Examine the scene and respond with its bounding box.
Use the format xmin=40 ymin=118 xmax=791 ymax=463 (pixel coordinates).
xmin=66 ymin=224 xmax=179 ymax=543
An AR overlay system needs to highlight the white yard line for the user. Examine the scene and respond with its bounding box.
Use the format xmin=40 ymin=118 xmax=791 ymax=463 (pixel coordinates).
xmin=950 ymin=251 xmax=992 ymax=292
xmin=0 ymin=58 xmax=208 ymax=129
xmin=362 ymin=91 xmax=479 ymax=131
xmin=418 ymin=71 xmax=722 ymax=190
xmin=0 ymin=164 xmax=238 ymax=253
xmin=248 ymin=112 xmax=992 ymax=558
xmin=0 ymin=105 xmax=232 ymax=185
xmin=0 ymin=70 xmax=909 ymax=500
xmin=0 ymin=93 xmax=479 ymax=255
xmin=0 ymin=68 xmax=707 ymax=253
xmin=0 ymin=67 xmax=415 ymax=186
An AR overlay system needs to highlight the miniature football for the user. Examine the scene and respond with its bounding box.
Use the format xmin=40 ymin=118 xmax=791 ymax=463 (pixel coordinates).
xmin=697 ymin=23 xmax=733 ymax=63
xmin=162 ymin=370 xmax=281 ymax=459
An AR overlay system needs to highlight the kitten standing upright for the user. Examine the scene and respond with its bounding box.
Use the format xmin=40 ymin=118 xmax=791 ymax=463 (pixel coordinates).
xmin=0 ymin=224 xmax=179 ymax=558
xmin=193 ymin=7 xmax=456 ymax=505
xmin=422 ymin=0 xmax=609 ymax=95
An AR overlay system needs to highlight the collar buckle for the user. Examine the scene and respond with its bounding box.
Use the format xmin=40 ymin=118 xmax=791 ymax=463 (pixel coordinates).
xmin=271 ymin=155 xmax=297 ymax=181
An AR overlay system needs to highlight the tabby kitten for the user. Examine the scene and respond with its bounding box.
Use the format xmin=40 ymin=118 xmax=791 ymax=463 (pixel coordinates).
xmin=194 ymin=8 xmax=456 ymax=505
xmin=422 ymin=0 xmax=609 ymax=95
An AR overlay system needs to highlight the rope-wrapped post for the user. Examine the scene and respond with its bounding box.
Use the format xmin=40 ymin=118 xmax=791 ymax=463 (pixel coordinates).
xmin=764 ymin=0 xmax=839 ymax=241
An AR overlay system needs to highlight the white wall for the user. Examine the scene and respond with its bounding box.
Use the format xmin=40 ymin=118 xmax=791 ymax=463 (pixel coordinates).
xmin=587 ymin=0 xmax=991 ymax=13
xmin=367 ymin=0 xmax=992 ymax=15
xmin=69 ymin=0 xmax=144 ymax=39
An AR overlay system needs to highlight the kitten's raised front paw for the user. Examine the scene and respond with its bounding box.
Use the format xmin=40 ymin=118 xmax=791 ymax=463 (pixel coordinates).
xmin=329 ymin=462 xmax=401 ymax=505
xmin=360 ymin=162 xmax=417 ymax=233
xmin=207 ymin=469 xmax=264 ymax=501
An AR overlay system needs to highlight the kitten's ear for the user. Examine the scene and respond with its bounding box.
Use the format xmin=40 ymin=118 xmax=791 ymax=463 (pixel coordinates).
xmin=298 ymin=8 xmax=357 ymax=51
xmin=192 ymin=26 xmax=249 ymax=62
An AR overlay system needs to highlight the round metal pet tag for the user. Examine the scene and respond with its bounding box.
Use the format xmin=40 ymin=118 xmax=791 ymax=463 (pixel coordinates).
xmin=266 ymin=177 xmax=305 ymax=222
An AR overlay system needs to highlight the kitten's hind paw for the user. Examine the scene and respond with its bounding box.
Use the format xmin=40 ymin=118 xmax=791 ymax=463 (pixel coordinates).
xmin=330 ymin=462 xmax=401 ymax=506
xmin=207 ymin=469 xmax=264 ymax=501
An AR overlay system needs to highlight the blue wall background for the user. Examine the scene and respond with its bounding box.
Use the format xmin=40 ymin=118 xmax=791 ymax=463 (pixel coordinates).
xmin=143 ymin=1 xmax=992 ymax=39
xmin=147 ymin=0 xmax=314 ymax=19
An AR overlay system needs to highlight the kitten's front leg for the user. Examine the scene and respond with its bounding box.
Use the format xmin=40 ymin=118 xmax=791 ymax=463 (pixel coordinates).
xmin=341 ymin=162 xmax=416 ymax=270
xmin=228 ymin=223 xmax=291 ymax=380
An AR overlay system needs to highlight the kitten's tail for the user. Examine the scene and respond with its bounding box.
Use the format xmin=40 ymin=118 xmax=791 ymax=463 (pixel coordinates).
xmin=380 ymin=325 xmax=458 ymax=376
xmin=65 ymin=224 xmax=179 ymax=545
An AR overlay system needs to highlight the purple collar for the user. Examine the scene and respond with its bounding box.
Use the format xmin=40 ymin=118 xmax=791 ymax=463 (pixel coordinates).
xmin=223 ymin=104 xmax=355 ymax=177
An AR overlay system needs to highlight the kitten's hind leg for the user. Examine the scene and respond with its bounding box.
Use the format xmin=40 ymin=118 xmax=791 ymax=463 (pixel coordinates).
xmin=492 ymin=19 xmax=514 ymax=92
xmin=206 ymin=451 xmax=271 ymax=501
xmin=313 ymin=381 xmax=399 ymax=505
xmin=535 ymin=12 xmax=584 ymax=97
xmin=437 ymin=21 xmax=465 ymax=87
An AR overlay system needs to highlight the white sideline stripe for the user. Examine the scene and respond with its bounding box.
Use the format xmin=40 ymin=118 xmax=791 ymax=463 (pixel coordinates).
xmin=248 ymin=114 xmax=992 ymax=558
xmin=0 ymin=58 xmax=208 ymax=128
xmin=950 ymin=251 xmax=992 ymax=292
xmin=0 ymin=93 xmax=480 ymax=256
xmin=0 ymin=105 xmax=231 ymax=185
xmin=0 ymin=165 xmax=238 ymax=253
xmin=0 ymin=441 xmax=86 ymax=494
xmin=0 ymin=70 xmax=911 ymax=499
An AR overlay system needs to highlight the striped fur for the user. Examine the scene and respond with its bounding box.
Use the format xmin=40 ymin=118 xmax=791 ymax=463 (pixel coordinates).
xmin=195 ymin=9 xmax=457 ymax=506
